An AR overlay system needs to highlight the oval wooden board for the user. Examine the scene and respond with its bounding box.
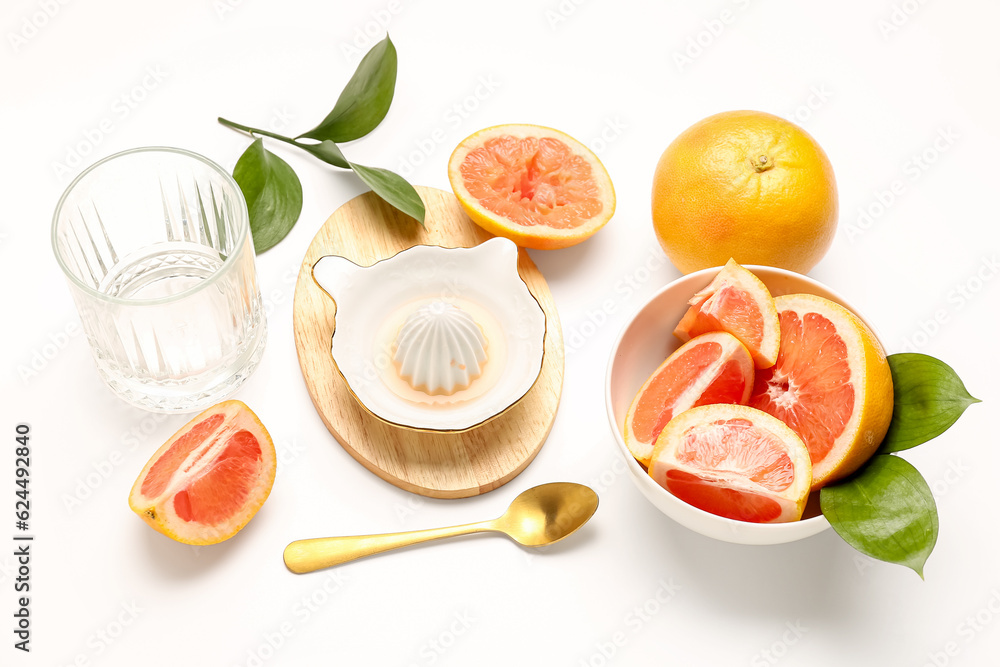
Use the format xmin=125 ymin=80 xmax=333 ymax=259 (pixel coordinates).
xmin=292 ymin=186 xmax=564 ymax=498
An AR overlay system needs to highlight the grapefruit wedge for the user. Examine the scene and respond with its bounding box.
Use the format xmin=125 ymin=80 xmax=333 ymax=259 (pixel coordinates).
xmin=448 ymin=124 xmax=615 ymax=249
xmin=748 ymin=294 xmax=893 ymax=490
xmin=674 ymin=259 xmax=780 ymax=369
xmin=624 ymin=331 xmax=754 ymax=467
xmin=128 ymin=401 xmax=276 ymax=545
xmin=648 ymin=404 xmax=812 ymax=523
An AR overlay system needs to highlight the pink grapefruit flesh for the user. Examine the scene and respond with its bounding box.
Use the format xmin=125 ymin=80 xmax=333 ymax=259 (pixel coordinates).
xmin=648 ymin=404 xmax=812 ymax=523
xmin=624 ymin=331 xmax=754 ymax=467
xmin=674 ymin=259 xmax=781 ymax=369
xmin=448 ymin=124 xmax=615 ymax=249
xmin=748 ymin=294 xmax=894 ymax=489
xmin=129 ymin=400 xmax=276 ymax=545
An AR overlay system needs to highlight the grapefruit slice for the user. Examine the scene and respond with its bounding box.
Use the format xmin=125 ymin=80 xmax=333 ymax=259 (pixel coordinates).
xmin=624 ymin=331 xmax=754 ymax=467
xmin=748 ymin=294 xmax=893 ymax=489
xmin=128 ymin=400 xmax=276 ymax=545
xmin=448 ymin=124 xmax=616 ymax=250
xmin=648 ymin=404 xmax=812 ymax=523
xmin=674 ymin=259 xmax=780 ymax=369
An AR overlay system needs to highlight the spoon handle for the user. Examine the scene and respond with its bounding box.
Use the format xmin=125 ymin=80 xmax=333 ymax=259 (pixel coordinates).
xmin=283 ymin=520 xmax=497 ymax=573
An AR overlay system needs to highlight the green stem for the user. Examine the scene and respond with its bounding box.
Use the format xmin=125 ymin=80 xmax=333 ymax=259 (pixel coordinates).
xmin=218 ymin=117 xmax=301 ymax=149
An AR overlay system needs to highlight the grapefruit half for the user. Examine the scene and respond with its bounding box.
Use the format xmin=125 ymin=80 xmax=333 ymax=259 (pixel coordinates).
xmin=748 ymin=294 xmax=893 ymax=489
xmin=448 ymin=124 xmax=615 ymax=249
xmin=674 ymin=259 xmax=781 ymax=369
xmin=648 ymin=404 xmax=812 ymax=523
xmin=624 ymin=331 xmax=754 ymax=467
xmin=128 ymin=400 xmax=276 ymax=545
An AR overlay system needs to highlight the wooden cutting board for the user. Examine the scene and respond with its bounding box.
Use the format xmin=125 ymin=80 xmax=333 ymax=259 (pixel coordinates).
xmin=292 ymin=186 xmax=564 ymax=498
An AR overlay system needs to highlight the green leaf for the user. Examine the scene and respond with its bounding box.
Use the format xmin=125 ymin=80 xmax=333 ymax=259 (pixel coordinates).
xmin=349 ymin=161 xmax=425 ymax=225
xmin=880 ymin=353 xmax=980 ymax=453
xmin=821 ymin=455 xmax=938 ymax=578
xmin=294 ymin=140 xmax=350 ymax=169
xmin=298 ymin=35 xmax=397 ymax=143
xmin=232 ymin=138 xmax=303 ymax=254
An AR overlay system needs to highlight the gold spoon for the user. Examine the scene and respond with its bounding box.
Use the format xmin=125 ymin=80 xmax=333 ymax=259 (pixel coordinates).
xmin=283 ymin=482 xmax=598 ymax=574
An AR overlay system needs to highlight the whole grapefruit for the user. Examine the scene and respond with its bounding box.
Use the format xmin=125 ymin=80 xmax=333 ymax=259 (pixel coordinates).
xmin=652 ymin=110 xmax=838 ymax=274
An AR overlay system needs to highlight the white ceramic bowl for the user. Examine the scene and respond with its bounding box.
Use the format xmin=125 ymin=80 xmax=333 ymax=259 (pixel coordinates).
xmin=605 ymin=265 xmax=883 ymax=545
xmin=313 ymin=237 xmax=547 ymax=432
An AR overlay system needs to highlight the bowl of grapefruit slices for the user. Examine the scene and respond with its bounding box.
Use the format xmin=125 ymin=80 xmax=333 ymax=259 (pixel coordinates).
xmin=605 ymin=261 xmax=894 ymax=545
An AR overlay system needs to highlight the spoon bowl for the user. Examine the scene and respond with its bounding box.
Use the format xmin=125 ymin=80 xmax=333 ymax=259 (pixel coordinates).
xmin=495 ymin=482 xmax=599 ymax=546
xmin=283 ymin=482 xmax=599 ymax=573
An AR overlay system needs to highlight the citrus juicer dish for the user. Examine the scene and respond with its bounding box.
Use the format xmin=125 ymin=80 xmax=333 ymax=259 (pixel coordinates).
xmin=311 ymin=237 xmax=547 ymax=432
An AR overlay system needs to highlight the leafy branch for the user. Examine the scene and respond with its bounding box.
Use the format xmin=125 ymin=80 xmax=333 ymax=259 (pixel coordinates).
xmin=820 ymin=353 xmax=980 ymax=578
xmin=218 ymin=35 xmax=425 ymax=254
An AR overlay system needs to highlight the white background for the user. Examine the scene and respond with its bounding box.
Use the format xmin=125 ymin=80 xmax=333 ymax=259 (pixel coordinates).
xmin=3 ymin=0 xmax=999 ymax=665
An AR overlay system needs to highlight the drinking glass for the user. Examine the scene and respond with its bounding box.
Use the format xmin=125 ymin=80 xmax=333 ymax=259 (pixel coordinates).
xmin=52 ymin=147 xmax=267 ymax=412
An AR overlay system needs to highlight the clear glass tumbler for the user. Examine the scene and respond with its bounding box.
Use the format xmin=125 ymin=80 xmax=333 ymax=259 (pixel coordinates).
xmin=52 ymin=147 xmax=267 ymax=413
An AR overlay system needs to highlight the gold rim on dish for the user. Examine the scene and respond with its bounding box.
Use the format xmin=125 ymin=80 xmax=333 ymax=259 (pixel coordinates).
xmin=310 ymin=241 xmax=549 ymax=435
